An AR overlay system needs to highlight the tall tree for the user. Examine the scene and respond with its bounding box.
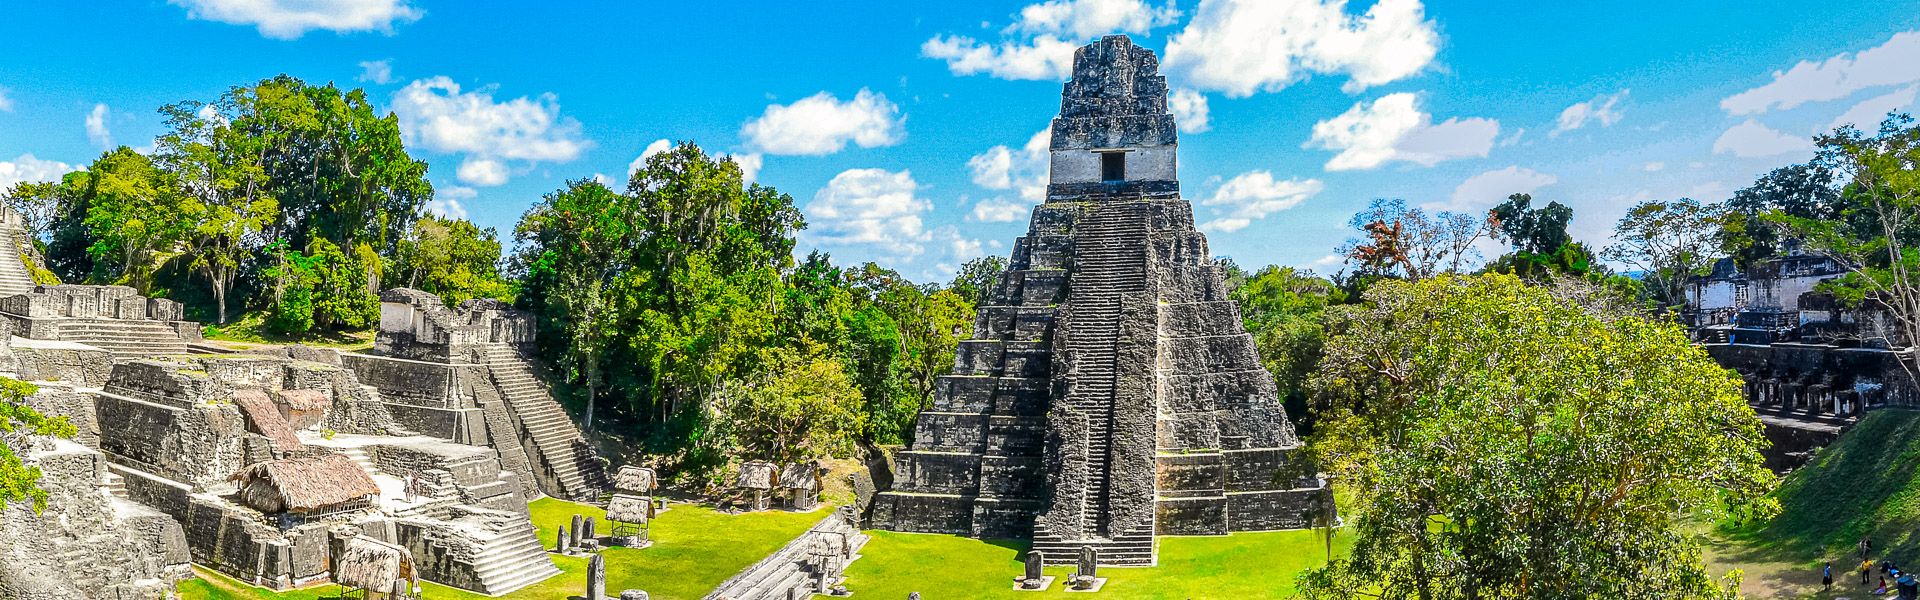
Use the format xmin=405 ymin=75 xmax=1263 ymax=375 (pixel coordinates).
xmin=948 ymin=255 xmax=1008 ymax=305
xmin=156 ymin=99 xmax=280 ymax=324
xmin=1301 ymin=274 xmax=1774 ymax=599
xmin=1720 ymin=163 xmax=1842 ymax=268
xmin=1342 ymin=199 xmax=1492 ymax=280
xmin=1603 ymin=198 xmax=1725 ymax=311
xmin=78 ymin=147 xmax=196 ymax=292
xmin=393 ymin=214 xmax=512 ymax=306
xmin=516 ymin=179 xmax=635 ymax=430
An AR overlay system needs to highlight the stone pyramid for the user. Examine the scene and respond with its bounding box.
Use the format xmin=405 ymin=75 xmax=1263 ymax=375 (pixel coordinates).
xmin=870 ymin=35 xmax=1331 ymax=566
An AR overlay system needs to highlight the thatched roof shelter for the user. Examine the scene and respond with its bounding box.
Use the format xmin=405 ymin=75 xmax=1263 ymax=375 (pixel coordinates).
xmin=613 ymin=466 xmax=656 ymax=493
xmin=607 ymin=494 xmax=652 ymax=524
xmin=780 ymin=461 xmax=818 ymax=490
xmin=231 ymin=454 xmax=379 ymax=514
xmin=231 ymin=388 xmax=303 ymax=450
xmin=737 ymin=461 xmax=776 ymax=490
xmin=334 ymin=536 xmax=417 ymax=591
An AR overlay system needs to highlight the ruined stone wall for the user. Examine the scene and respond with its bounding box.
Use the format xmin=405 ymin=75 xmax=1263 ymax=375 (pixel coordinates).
xmin=94 ymin=390 xmax=251 ymax=489
xmin=0 ymin=439 xmax=188 ymax=599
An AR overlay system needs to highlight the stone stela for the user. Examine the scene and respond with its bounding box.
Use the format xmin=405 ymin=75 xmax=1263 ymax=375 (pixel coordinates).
xmin=870 ymin=35 xmax=1334 ymax=567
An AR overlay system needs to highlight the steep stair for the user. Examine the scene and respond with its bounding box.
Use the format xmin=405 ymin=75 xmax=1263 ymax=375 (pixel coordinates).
xmin=467 ymin=518 xmax=559 ymax=595
xmin=0 ymin=212 xmax=37 ymax=298
xmin=484 ymin=344 xmax=608 ymax=501
xmin=703 ymin=510 xmax=870 ymax=600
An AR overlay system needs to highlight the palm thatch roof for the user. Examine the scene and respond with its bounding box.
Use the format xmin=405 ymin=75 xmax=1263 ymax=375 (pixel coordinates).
xmin=271 ymin=388 xmax=332 ymax=412
xmin=230 ymin=454 xmax=379 ymax=514
xmin=737 ymin=461 xmax=776 ymax=490
xmin=780 ymin=461 xmax=818 ymax=490
xmin=334 ymin=536 xmax=416 ymax=590
xmin=613 ymin=466 xmax=656 ymax=493
xmin=231 ymin=388 xmax=303 ymax=450
xmin=606 ymin=494 xmax=652 ymax=524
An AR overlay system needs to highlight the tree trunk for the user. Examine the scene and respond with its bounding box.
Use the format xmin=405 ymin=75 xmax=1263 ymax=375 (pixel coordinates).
xmin=583 ymin=350 xmax=597 ymax=431
xmin=214 ymin=277 xmax=228 ymax=325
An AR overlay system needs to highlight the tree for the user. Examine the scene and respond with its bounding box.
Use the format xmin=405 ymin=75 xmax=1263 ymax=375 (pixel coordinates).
xmin=1777 ymin=115 xmax=1920 ymax=372
xmin=78 ymin=147 xmax=195 ymax=292
xmin=1720 ymin=163 xmax=1841 ymax=268
xmin=516 ymin=179 xmax=635 ymax=431
xmin=0 ymin=378 xmax=75 ymax=513
xmin=393 ymin=214 xmax=512 ymax=306
xmin=9 ymin=171 xmax=99 ymax=281
xmin=1489 ymin=193 xmax=1574 ymax=255
xmin=1300 ymin=274 xmax=1774 ymax=599
xmin=1603 ymin=198 xmax=1725 ymax=311
xmin=709 ymin=345 xmax=864 ymax=464
xmin=1227 ymin=265 xmax=1344 ymax=435
xmin=949 ymin=255 xmax=1008 ymax=305
xmin=1342 ymin=199 xmax=1492 ymax=280
xmin=157 ymin=98 xmax=279 ymax=325
xmin=306 ymin=239 xmax=379 ymax=330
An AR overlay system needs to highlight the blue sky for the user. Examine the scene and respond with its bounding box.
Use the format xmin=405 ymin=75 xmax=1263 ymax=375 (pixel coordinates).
xmin=3 ymin=1 xmax=1920 ymax=281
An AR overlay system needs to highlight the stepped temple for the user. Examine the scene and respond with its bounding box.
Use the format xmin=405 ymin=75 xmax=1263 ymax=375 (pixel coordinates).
xmin=870 ymin=36 xmax=1332 ymax=566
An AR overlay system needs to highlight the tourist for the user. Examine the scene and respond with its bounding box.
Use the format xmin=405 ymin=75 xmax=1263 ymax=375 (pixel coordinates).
xmin=1826 ymin=562 xmax=1834 ymax=590
xmin=1877 ymin=576 xmax=1891 ymax=595
xmin=403 ymin=473 xmax=417 ymax=502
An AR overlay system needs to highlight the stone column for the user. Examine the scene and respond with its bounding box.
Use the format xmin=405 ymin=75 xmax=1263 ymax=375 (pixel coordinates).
xmin=587 ymin=553 xmax=606 ymax=600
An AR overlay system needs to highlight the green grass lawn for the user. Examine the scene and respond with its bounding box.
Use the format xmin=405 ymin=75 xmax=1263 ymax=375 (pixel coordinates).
xmin=178 ymin=497 xmax=826 ymax=600
xmin=200 ymin=311 xmax=376 ymax=351
xmin=842 ymin=528 xmax=1352 ymax=599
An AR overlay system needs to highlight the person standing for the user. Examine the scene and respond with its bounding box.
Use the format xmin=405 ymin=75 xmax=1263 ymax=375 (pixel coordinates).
xmin=1825 ymin=561 xmax=1834 ymax=591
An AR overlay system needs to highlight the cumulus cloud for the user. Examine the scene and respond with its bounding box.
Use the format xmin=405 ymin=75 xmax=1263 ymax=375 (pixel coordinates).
xmin=426 ymin=186 xmax=474 ymax=219
xmin=391 ymin=76 xmax=590 ymax=186
xmin=1163 ymin=0 xmax=1438 ymax=97
xmin=969 ymin=198 xmax=1032 ymax=223
xmin=1722 ymin=30 xmax=1920 ymax=115
xmin=1169 ymin=88 xmax=1211 ymax=133
xmin=725 ymin=152 xmax=763 ymax=183
xmin=455 ymin=158 xmax=508 ymax=187
xmin=1196 ymin=171 xmax=1323 ymax=232
xmin=805 ymin=169 xmax=933 ymax=256
xmin=967 ymin=129 xmax=1052 ymax=202
xmin=1552 ymin=89 xmax=1627 ymax=136
xmin=85 ymin=104 xmax=112 ymax=149
xmin=0 ymin=154 xmax=78 ymax=191
xmin=1827 ymin=85 xmax=1917 ymax=132
xmin=923 ymin=0 xmax=1178 ymax=81
xmin=170 ymin=0 xmax=422 ymax=39
xmin=741 ymin=89 xmax=904 ymax=155
xmin=1713 ymin=119 xmax=1814 ymax=158
xmin=1304 ymin=93 xmax=1498 ymax=171
xmin=357 ymin=59 xmax=394 ymax=85
xmin=1428 ymin=166 xmax=1557 ymax=212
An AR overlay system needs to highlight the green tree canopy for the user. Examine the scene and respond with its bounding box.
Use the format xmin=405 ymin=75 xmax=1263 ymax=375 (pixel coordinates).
xmin=394 ymin=214 xmax=511 ymax=306
xmin=1302 ymin=274 xmax=1774 ymax=599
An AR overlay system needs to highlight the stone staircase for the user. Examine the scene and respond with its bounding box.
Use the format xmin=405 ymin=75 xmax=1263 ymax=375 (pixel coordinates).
xmin=484 ymin=344 xmax=607 ymax=501
xmin=1054 ymin=202 xmax=1151 ymax=562
xmin=0 ymin=212 xmax=37 ymax=298
xmin=1031 ymin=522 xmax=1157 ymax=567
xmin=703 ymin=510 xmax=870 ymax=600
xmin=56 ymin=318 xmax=189 ymax=357
xmin=101 ymin=471 xmax=128 ymax=500
xmin=467 ymin=518 xmax=559 ymax=595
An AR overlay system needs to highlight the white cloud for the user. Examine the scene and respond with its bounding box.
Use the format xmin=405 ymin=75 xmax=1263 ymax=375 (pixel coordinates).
xmin=426 ymin=186 xmax=474 ymax=219
xmin=1169 ymin=88 xmax=1211 ymax=133
xmin=1551 ymin=89 xmax=1628 ymax=136
xmin=391 ymin=76 xmax=590 ymax=186
xmin=169 ymin=0 xmax=422 ymax=40
xmin=0 ymin=154 xmax=78 ymax=191
xmin=1304 ymin=93 xmax=1498 ymax=171
xmin=1430 ymin=166 xmax=1557 ymax=212
xmin=1196 ymin=171 xmax=1323 ymax=232
xmin=455 ymin=158 xmax=508 ymax=187
xmin=1643 ymin=161 xmax=1665 ymax=172
xmin=1712 ymin=119 xmax=1814 ymax=158
xmin=923 ymin=0 xmax=1178 ymax=81
xmin=0 ymin=87 xmax=13 ymax=112
xmin=805 ymin=168 xmax=933 ymax=255
xmin=85 ymin=104 xmax=112 ymax=149
xmin=1723 ymin=30 xmax=1920 ymax=115
xmin=1827 ymin=85 xmax=1917 ymax=132
xmin=1163 ymin=0 xmax=1439 ymax=97
xmin=969 ymin=198 xmax=1031 ymax=223
xmin=967 ymin=129 xmax=1051 ymax=202
xmin=628 ymin=138 xmax=673 ymax=176
xmin=741 ymin=89 xmax=904 ymax=155
xmin=357 ymin=59 xmax=393 ymax=85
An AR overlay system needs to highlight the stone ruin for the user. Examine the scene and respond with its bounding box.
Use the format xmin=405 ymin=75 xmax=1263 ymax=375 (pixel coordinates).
xmin=341 ymin=288 xmax=609 ymax=501
xmin=0 ymin=287 xmax=628 ymax=596
xmin=870 ymin=36 xmax=1333 ymax=566
xmin=0 ymin=284 xmax=201 ymax=357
